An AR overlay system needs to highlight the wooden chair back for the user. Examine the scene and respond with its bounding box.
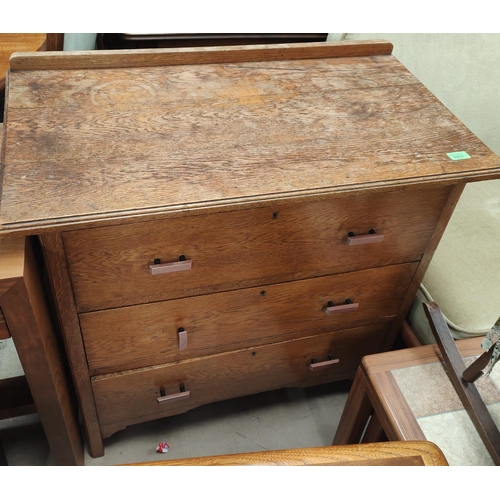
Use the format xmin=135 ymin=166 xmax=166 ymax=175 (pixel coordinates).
xmin=424 ymin=301 xmax=500 ymax=465
xmin=125 ymin=441 xmax=449 ymax=466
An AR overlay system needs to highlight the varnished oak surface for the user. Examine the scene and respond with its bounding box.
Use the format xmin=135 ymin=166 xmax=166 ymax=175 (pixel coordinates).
xmin=127 ymin=441 xmax=448 ymax=466
xmin=2 ymin=41 xmax=499 ymax=235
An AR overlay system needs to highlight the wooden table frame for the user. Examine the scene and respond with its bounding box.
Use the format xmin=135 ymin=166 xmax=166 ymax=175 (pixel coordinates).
xmin=332 ymin=337 xmax=487 ymax=446
xmin=0 ymin=236 xmax=83 ymax=465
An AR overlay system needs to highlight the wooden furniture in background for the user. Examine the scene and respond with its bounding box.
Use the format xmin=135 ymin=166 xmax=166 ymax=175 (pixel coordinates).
xmin=332 ymin=337 xmax=500 ymax=465
xmin=333 ymin=337 xmax=483 ymax=444
xmin=400 ymin=320 xmax=423 ymax=348
xmin=0 ymin=34 xmax=46 ymax=91
xmin=99 ymin=33 xmax=328 ymax=50
xmin=1 ymin=41 xmax=499 ymax=458
xmin=423 ymin=301 xmax=500 ymax=464
xmin=129 ymin=441 xmax=449 ymax=466
xmin=0 ymin=34 xmax=63 ymax=87
xmin=0 ymin=237 xmax=83 ymax=465
xmin=0 ymin=33 xmax=63 ymax=120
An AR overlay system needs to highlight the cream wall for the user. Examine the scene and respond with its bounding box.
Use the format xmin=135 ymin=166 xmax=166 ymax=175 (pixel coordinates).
xmin=328 ymin=34 xmax=500 ymax=155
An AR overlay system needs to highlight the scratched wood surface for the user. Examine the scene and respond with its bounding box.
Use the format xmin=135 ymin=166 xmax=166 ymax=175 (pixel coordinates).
xmin=1 ymin=42 xmax=499 ymax=234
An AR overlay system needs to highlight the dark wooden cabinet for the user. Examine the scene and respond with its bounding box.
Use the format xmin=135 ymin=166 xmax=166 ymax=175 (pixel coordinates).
xmin=98 ymin=33 xmax=328 ymax=50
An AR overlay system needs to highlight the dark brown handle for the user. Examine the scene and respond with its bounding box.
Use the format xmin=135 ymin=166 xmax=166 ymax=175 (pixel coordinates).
xmin=346 ymin=229 xmax=384 ymax=246
xmin=149 ymin=255 xmax=192 ymax=275
xmin=325 ymin=299 xmax=359 ymax=315
xmin=309 ymin=355 xmax=339 ymax=371
xmin=157 ymin=384 xmax=190 ymax=404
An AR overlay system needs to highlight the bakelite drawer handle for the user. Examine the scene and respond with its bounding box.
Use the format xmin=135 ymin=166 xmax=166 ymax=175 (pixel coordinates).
xmin=325 ymin=299 xmax=359 ymax=315
xmin=178 ymin=328 xmax=188 ymax=351
xmin=309 ymin=355 xmax=339 ymax=371
xmin=157 ymin=384 xmax=190 ymax=404
xmin=346 ymin=229 xmax=384 ymax=246
xmin=149 ymin=255 xmax=192 ymax=275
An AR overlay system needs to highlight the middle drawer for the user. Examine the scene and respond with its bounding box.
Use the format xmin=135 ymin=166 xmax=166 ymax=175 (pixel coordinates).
xmin=80 ymin=262 xmax=416 ymax=375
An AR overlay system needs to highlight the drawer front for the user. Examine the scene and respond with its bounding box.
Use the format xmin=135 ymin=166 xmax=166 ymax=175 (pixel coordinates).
xmin=81 ymin=263 xmax=416 ymax=375
xmin=92 ymin=324 xmax=391 ymax=438
xmin=64 ymin=186 xmax=450 ymax=312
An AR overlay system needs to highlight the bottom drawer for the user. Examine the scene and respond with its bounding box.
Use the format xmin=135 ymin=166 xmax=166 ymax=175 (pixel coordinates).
xmin=92 ymin=323 xmax=391 ymax=438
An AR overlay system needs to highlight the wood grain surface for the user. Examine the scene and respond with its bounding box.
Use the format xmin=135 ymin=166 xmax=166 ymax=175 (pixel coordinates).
xmin=80 ymin=263 xmax=415 ymax=374
xmin=64 ymin=187 xmax=447 ymax=312
xmin=2 ymin=44 xmax=498 ymax=234
xmin=8 ymin=40 xmax=393 ymax=71
xmin=92 ymin=326 xmax=390 ymax=437
xmin=127 ymin=441 xmax=449 ymax=466
xmin=39 ymin=232 xmax=104 ymax=458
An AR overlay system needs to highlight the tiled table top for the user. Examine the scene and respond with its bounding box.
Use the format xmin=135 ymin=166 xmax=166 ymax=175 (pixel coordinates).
xmin=392 ymin=357 xmax=500 ymax=465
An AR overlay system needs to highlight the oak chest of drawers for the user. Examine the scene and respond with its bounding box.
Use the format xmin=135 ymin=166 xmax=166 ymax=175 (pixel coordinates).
xmin=1 ymin=41 xmax=499 ymax=458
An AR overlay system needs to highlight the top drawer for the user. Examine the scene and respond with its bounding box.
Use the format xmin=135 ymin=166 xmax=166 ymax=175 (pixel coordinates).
xmin=64 ymin=186 xmax=451 ymax=312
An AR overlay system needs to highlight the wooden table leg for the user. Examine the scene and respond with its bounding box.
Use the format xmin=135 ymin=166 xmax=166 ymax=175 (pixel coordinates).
xmin=0 ymin=237 xmax=84 ymax=465
xmin=333 ymin=366 xmax=374 ymax=445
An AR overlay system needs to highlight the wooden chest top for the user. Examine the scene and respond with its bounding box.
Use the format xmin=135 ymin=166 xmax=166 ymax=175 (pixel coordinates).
xmin=1 ymin=40 xmax=499 ymax=235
